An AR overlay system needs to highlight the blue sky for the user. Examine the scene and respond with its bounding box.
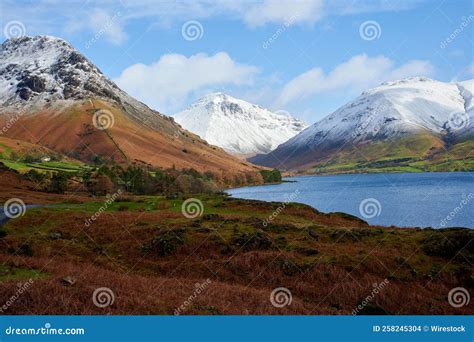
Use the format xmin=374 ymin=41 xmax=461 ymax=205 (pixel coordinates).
xmin=1 ymin=0 xmax=473 ymax=124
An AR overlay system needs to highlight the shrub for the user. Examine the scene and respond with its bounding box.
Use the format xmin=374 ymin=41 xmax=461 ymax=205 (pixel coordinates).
xmin=422 ymin=228 xmax=474 ymax=259
xmin=143 ymin=228 xmax=186 ymax=256
xmin=259 ymin=169 xmax=282 ymax=183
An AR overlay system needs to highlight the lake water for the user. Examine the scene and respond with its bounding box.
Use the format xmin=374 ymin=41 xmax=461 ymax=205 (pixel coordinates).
xmin=227 ymin=172 xmax=474 ymax=229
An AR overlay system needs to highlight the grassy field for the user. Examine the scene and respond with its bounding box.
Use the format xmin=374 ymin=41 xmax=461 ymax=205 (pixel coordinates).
xmin=0 ymin=192 xmax=472 ymax=315
xmin=305 ymin=136 xmax=474 ymax=175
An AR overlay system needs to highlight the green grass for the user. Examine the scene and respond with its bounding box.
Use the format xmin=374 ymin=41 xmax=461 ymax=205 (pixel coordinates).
xmin=0 ymin=158 xmax=92 ymax=174
xmin=0 ymin=265 xmax=48 ymax=282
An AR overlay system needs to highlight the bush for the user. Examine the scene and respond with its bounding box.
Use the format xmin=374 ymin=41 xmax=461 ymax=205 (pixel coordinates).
xmin=143 ymin=228 xmax=186 ymax=256
xmin=259 ymin=169 xmax=282 ymax=183
xmin=47 ymin=172 xmax=69 ymax=194
xmin=232 ymin=230 xmax=272 ymax=251
xmin=422 ymin=228 xmax=474 ymax=259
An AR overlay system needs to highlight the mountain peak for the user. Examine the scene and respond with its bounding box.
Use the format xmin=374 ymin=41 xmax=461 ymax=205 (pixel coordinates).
xmin=0 ymin=35 xmax=125 ymax=107
xmin=174 ymin=94 xmax=307 ymax=155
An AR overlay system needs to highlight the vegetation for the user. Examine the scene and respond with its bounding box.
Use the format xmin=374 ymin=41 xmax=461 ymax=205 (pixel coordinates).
xmin=259 ymin=169 xmax=282 ymax=183
xmin=0 ymin=189 xmax=472 ymax=314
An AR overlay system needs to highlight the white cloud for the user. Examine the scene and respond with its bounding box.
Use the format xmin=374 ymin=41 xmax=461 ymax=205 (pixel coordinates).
xmin=276 ymin=54 xmax=434 ymax=106
xmin=242 ymin=0 xmax=324 ymax=26
xmin=114 ymin=52 xmax=259 ymax=113
xmin=88 ymin=9 xmax=126 ymax=45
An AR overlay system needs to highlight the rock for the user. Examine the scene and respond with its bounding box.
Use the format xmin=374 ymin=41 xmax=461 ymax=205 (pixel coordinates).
xmin=49 ymin=232 xmax=62 ymax=240
xmin=307 ymin=227 xmax=319 ymax=240
xmin=61 ymin=276 xmax=76 ymax=286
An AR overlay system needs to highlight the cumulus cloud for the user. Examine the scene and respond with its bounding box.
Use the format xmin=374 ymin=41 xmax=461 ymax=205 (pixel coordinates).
xmin=276 ymin=54 xmax=434 ymax=106
xmin=242 ymin=0 xmax=324 ymax=26
xmin=88 ymin=8 xmax=126 ymax=45
xmin=114 ymin=52 xmax=259 ymax=113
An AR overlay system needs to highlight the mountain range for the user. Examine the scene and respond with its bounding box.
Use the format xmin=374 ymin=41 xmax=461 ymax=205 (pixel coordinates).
xmin=174 ymin=93 xmax=306 ymax=156
xmin=0 ymin=36 xmax=260 ymax=175
xmin=250 ymin=77 xmax=473 ymax=174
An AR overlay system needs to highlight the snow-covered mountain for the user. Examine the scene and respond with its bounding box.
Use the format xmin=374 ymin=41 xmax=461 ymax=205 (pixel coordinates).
xmin=174 ymin=93 xmax=307 ymax=155
xmin=0 ymin=35 xmax=166 ymax=127
xmin=0 ymin=36 xmax=260 ymax=174
xmin=250 ymin=77 xmax=473 ymax=171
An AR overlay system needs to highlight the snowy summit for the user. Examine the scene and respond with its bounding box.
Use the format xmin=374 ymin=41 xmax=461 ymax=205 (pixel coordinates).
xmin=173 ymin=93 xmax=307 ymax=156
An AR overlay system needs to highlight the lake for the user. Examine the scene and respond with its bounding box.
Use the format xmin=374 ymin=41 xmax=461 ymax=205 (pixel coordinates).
xmin=227 ymin=172 xmax=474 ymax=229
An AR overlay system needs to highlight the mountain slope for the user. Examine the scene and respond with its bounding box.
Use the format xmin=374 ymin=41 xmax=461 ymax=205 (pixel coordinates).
xmin=0 ymin=36 xmax=260 ymax=174
xmin=250 ymin=77 xmax=474 ymax=173
xmin=174 ymin=93 xmax=307 ymax=156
